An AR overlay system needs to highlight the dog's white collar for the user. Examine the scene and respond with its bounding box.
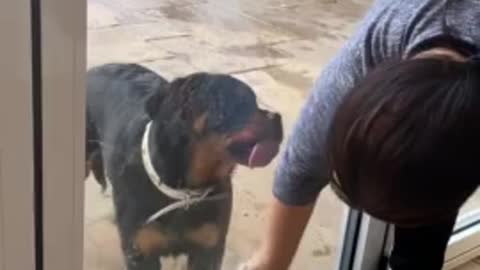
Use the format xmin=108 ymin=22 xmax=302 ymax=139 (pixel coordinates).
xmin=141 ymin=121 xmax=214 ymax=201
xmin=141 ymin=121 xmax=228 ymax=224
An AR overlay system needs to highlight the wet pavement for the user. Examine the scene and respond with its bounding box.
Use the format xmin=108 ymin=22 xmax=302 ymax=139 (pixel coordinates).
xmin=85 ymin=0 xmax=372 ymax=269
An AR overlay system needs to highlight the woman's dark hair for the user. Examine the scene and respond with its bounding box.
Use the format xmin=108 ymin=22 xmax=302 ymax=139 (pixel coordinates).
xmin=328 ymin=58 xmax=480 ymax=225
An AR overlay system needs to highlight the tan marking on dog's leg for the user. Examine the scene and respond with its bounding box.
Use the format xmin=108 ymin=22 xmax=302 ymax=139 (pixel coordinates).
xmin=134 ymin=227 xmax=171 ymax=257
xmin=186 ymin=223 xmax=220 ymax=249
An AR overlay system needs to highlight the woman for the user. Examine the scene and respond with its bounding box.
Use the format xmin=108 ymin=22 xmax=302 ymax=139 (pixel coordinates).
xmin=243 ymin=0 xmax=480 ymax=269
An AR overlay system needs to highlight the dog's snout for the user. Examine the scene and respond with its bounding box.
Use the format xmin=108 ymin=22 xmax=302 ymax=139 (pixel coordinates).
xmin=273 ymin=112 xmax=281 ymax=125
xmin=266 ymin=112 xmax=283 ymax=141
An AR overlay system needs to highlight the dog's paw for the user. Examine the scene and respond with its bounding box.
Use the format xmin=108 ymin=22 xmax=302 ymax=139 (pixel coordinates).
xmin=126 ymin=245 xmax=145 ymax=265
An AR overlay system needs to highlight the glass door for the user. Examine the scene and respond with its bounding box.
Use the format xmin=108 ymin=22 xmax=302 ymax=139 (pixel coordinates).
xmin=32 ymin=0 xmax=480 ymax=269
xmin=83 ymin=0 xmax=363 ymax=268
xmin=37 ymin=0 xmax=375 ymax=270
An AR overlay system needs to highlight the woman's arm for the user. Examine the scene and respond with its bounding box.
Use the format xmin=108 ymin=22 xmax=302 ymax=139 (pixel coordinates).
xmin=243 ymin=19 xmax=370 ymax=270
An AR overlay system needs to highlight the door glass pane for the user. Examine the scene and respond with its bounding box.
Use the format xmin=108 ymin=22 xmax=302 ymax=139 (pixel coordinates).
xmin=84 ymin=0 xmax=369 ymax=269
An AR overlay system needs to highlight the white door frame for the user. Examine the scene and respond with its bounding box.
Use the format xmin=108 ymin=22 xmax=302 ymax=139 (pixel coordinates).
xmin=0 ymin=0 xmax=36 ymax=269
xmin=444 ymin=210 xmax=480 ymax=269
xmin=39 ymin=0 xmax=86 ymax=268
xmin=36 ymin=1 xmax=370 ymax=270
xmin=336 ymin=212 xmax=390 ymax=270
xmin=339 ymin=210 xmax=480 ymax=270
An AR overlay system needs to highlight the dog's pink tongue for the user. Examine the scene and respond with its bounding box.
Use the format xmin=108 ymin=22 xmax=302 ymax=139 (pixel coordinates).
xmin=248 ymin=141 xmax=280 ymax=168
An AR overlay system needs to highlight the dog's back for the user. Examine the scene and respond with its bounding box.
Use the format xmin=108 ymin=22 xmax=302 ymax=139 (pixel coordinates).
xmin=87 ymin=63 xmax=168 ymax=135
xmin=85 ymin=63 xmax=168 ymax=188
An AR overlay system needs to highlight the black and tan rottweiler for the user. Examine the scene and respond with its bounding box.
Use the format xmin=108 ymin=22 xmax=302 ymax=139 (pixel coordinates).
xmin=85 ymin=63 xmax=283 ymax=270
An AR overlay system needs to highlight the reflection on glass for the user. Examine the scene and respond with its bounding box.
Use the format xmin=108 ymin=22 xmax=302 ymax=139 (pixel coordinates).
xmin=84 ymin=0 xmax=368 ymax=269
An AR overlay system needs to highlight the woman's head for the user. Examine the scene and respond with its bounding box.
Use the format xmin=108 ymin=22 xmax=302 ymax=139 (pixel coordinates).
xmin=329 ymin=56 xmax=480 ymax=226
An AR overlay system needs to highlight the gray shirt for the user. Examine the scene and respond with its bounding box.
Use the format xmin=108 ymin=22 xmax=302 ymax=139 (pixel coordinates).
xmin=273 ymin=0 xmax=480 ymax=206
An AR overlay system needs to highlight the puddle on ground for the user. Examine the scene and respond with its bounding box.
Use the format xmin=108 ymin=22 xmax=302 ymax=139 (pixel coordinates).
xmin=158 ymin=4 xmax=197 ymax=22
xmin=222 ymin=43 xmax=292 ymax=58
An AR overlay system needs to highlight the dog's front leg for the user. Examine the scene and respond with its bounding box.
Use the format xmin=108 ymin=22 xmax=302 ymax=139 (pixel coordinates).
xmin=186 ymin=186 xmax=233 ymax=270
xmin=125 ymin=225 xmax=172 ymax=270
xmin=187 ymin=244 xmax=226 ymax=270
xmin=124 ymin=238 xmax=162 ymax=270
xmin=126 ymin=256 xmax=161 ymax=270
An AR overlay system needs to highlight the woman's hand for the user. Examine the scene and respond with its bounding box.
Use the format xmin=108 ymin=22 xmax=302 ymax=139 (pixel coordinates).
xmin=238 ymin=196 xmax=316 ymax=270
xmin=238 ymin=251 xmax=271 ymax=270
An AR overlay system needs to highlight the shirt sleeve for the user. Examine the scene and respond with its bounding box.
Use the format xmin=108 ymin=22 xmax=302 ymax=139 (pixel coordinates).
xmin=272 ymin=0 xmax=444 ymax=206
xmin=273 ymin=34 xmax=367 ymax=206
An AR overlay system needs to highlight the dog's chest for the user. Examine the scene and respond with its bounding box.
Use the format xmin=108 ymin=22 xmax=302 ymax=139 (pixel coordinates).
xmin=160 ymin=254 xmax=189 ymax=270
xmin=155 ymin=208 xmax=225 ymax=247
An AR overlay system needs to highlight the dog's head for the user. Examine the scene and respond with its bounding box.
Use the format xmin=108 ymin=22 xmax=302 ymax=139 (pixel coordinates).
xmin=145 ymin=73 xmax=283 ymax=188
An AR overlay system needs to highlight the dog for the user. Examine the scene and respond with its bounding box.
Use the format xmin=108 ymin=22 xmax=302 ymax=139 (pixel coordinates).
xmin=85 ymin=63 xmax=283 ymax=270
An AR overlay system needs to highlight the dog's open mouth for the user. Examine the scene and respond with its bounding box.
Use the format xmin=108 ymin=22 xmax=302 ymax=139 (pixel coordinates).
xmin=228 ymin=132 xmax=280 ymax=168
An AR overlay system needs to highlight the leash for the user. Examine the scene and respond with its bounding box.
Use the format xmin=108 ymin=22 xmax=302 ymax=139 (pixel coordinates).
xmin=144 ymin=192 xmax=229 ymax=225
xmin=141 ymin=121 xmax=229 ymax=224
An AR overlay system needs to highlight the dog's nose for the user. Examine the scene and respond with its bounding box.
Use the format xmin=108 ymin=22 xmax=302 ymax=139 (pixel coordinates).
xmin=266 ymin=111 xmax=281 ymax=121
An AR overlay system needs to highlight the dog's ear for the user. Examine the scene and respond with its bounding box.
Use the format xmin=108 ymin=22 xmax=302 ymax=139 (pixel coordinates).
xmin=146 ymin=77 xmax=190 ymax=118
xmin=145 ymin=89 xmax=166 ymax=119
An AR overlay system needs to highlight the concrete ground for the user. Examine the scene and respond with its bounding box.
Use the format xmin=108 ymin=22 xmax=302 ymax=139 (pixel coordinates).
xmin=84 ymin=0 xmax=480 ymax=269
